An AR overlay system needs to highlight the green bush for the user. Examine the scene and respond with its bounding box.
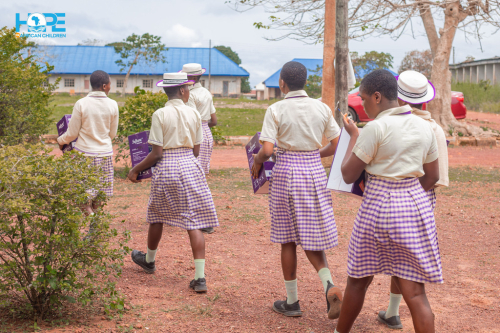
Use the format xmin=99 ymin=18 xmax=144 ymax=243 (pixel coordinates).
xmin=114 ymin=87 xmax=168 ymax=163
xmin=0 ymin=144 xmax=130 ymax=321
xmin=0 ymin=27 xmax=60 ymax=145
xmin=210 ymin=126 xmax=229 ymax=144
xmin=452 ymin=81 xmax=500 ymax=113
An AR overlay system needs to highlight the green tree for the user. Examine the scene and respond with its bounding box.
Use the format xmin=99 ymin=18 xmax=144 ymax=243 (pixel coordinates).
xmin=351 ymin=51 xmax=394 ymax=82
xmin=113 ymin=33 xmax=167 ymax=96
xmin=0 ymin=27 xmax=59 ymax=145
xmin=114 ymin=87 xmax=169 ymax=164
xmin=0 ymin=144 xmax=130 ymax=321
xmin=304 ymin=65 xmax=323 ymax=98
xmin=214 ymin=45 xmax=251 ymax=93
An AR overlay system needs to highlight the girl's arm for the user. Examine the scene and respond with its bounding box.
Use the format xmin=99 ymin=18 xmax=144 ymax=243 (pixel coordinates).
xmin=340 ymin=117 xmax=367 ymax=184
xmin=251 ymin=141 xmax=274 ymax=179
xmin=319 ymin=136 xmax=340 ymax=158
xmin=193 ymin=144 xmax=201 ymax=157
xmin=127 ymin=145 xmax=163 ymax=183
xmin=419 ymin=159 xmax=440 ymax=191
xmin=208 ymin=114 xmax=217 ymax=128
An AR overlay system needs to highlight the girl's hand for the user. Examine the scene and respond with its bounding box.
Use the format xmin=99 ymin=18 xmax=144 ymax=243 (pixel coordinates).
xmin=127 ymin=169 xmax=141 ymax=183
xmin=251 ymin=154 xmax=263 ymax=179
xmin=342 ymin=114 xmax=359 ymax=137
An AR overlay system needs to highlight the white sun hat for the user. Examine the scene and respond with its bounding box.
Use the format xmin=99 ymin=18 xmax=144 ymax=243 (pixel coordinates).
xmin=156 ymin=73 xmax=195 ymax=87
xmin=179 ymin=63 xmax=206 ymax=76
xmin=397 ymin=70 xmax=436 ymax=104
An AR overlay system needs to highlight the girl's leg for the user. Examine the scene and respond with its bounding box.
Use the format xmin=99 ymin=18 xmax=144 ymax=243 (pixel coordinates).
xmin=336 ymin=276 xmax=374 ymax=333
xmin=147 ymin=223 xmax=164 ymax=250
xmin=187 ymin=229 xmax=207 ymax=292
xmin=397 ymin=278 xmax=435 ymax=333
xmin=305 ymin=250 xmax=343 ymax=319
xmin=272 ymin=243 xmax=302 ymax=316
xmin=281 ymin=242 xmax=297 ymax=280
xmin=187 ymin=229 xmax=205 ymax=259
xmin=304 ymin=250 xmax=327 ymax=272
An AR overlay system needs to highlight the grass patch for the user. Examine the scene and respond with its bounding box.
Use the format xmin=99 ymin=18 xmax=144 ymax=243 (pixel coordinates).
xmin=216 ymin=108 xmax=267 ymax=136
xmin=451 ymin=81 xmax=500 ymax=113
xmin=449 ymin=166 xmax=500 ymax=183
xmin=214 ymin=96 xmax=275 ymax=106
xmin=114 ymin=166 xmax=131 ymax=180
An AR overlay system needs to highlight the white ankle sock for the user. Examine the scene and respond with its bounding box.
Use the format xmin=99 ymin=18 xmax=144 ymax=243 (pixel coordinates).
xmin=318 ymin=267 xmax=333 ymax=292
xmin=145 ymin=247 xmax=157 ymax=263
xmin=284 ymin=279 xmax=298 ymax=304
xmin=385 ymin=293 xmax=402 ymax=318
xmin=194 ymin=259 xmax=205 ymax=279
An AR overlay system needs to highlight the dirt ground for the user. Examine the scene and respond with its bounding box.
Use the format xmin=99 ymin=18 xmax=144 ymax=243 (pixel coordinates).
xmin=467 ymin=111 xmax=500 ymax=132
xmin=6 ymin=145 xmax=500 ymax=332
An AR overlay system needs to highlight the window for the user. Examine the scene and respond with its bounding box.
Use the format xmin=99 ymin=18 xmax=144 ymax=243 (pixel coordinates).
xmin=142 ymin=79 xmax=153 ymax=88
xmin=117 ymin=79 xmax=124 ymax=88
xmin=42 ymin=79 xmax=49 ymax=87
xmin=201 ymin=80 xmax=205 ymax=87
xmin=64 ymin=78 xmax=75 ymax=87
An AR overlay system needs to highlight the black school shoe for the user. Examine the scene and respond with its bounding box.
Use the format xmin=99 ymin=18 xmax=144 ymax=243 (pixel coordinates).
xmin=189 ymin=277 xmax=208 ymax=293
xmin=326 ymin=281 xmax=343 ymax=319
xmin=131 ymin=250 xmax=156 ymax=274
xmin=272 ymin=299 xmax=303 ymax=317
xmin=377 ymin=311 xmax=403 ymax=329
xmin=200 ymin=227 xmax=215 ymax=234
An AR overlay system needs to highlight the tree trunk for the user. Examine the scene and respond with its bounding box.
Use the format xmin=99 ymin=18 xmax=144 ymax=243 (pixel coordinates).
xmin=321 ymin=0 xmax=336 ymax=167
xmin=122 ymin=65 xmax=134 ymax=97
xmin=335 ymin=0 xmax=348 ymax=127
xmin=121 ymin=52 xmax=141 ymax=97
xmin=423 ymin=2 xmax=483 ymax=136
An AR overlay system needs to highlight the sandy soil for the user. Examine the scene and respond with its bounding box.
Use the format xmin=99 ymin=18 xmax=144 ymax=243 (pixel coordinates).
xmin=6 ymin=144 xmax=500 ymax=332
xmin=467 ymin=111 xmax=500 ymax=132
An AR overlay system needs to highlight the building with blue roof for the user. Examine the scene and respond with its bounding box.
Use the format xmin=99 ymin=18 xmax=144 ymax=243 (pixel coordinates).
xmin=259 ymin=58 xmax=396 ymax=100
xmin=37 ymin=45 xmax=249 ymax=96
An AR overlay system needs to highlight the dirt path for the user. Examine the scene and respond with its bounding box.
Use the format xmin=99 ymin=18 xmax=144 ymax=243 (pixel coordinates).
xmin=9 ymin=168 xmax=498 ymax=333
xmin=467 ymin=111 xmax=500 ymax=132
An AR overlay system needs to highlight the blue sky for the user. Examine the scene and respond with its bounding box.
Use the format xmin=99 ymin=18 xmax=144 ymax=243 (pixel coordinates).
xmin=1 ymin=0 xmax=498 ymax=87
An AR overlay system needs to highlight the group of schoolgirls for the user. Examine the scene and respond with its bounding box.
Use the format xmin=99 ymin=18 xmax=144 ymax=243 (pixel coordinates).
xmin=59 ymin=59 xmax=448 ymax=332
xmin=251 ymin=63 xmax=448 ymax=333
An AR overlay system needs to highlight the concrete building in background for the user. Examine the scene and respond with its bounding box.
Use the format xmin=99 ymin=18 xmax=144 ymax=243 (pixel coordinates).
xmin=37 ymin=46 xmax=249 ymax=96
xmin=450 ymin=57 xmax=500 ymax=85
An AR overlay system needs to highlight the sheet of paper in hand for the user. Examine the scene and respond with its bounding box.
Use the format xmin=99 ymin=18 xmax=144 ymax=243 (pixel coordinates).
xmin=326 ymin=128 xmax=365 ymax=198
xmin=245 ymin=132 xmax=276 ymax=194
xmin=128 ymin=131 xmax=156 ymax=180
xmin=56 ymin=115 xmax=77 ymax=153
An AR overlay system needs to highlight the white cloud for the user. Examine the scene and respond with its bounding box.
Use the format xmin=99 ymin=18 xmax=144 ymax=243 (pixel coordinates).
xmin=165 ymin=24 xmax=201 ymax=46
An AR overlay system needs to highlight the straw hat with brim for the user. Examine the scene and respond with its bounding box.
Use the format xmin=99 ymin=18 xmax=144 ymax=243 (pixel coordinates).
xmin=397 ymin=70 xmax=436 ymax=104
xmin=156 ymin=73 xmax=195 ymax=87
xmin=179 ymin=63 xmax=206 ymax=76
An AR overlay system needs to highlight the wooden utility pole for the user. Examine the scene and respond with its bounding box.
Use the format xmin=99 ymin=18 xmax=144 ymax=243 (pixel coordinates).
xmin=322 ymin=0 xmax=336 ymax=112
xmin=335 ymin=0 xmax=349 ymax=125
xmin=321 ymin=0 xmax=336 ymax=167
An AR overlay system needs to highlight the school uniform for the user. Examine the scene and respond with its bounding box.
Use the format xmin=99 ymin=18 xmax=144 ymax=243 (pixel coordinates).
xmin=348 ymin=105 xmax=443 ymax=284
xmin=412 ymin=108 xmax=449 ymax=210
xmin=146 ymin=99 xmax=219 ymax=230
xmin=186 ymin=82 xmax=216 ymax=174
xmin=260 ymin=90 xmax=340 ymax=251
xmin=57 ymin=91 xmax=119 ymax=197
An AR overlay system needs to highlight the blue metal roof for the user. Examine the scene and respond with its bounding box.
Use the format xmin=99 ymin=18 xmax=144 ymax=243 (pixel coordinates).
xmin=33 ymin=45 xmax=249 ymax=77
xmin=263 ymin=58 xmax=396 ymax=88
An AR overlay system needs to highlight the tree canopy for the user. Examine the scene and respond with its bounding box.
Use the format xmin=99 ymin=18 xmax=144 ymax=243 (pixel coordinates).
xmin=399 ymin=49 xmax=433 ymax=78
xmin=214 ymin=45 xmax=251 ymax=93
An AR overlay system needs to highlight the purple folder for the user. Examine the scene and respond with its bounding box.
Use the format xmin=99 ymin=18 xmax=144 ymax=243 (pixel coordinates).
xmin=245 ymin=132 xmax=275 ymax=194
xmin=128 ymin=131 xmax=155 ymax=180
xmin=56 ymin=115 xmax=77 ymax=153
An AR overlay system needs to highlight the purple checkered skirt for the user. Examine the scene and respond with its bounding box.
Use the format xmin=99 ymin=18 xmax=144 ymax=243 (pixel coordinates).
xmin=198 ymin=122 xmax=214 ymax=174
xmin=88 ymin=156 xmax=114 ymax=198
xmin=427 ymin=188 xmax=437 ymax=211
xmin=269 ymin=149 xmax=338 ymax=251
xmin=147 ymin=148 xmax=219 ymax=230
xmin=347 ymin=176 xmax=443 ymax=284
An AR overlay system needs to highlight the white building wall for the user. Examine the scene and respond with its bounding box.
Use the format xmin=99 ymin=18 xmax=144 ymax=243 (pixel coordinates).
xmin=49 ymin=74 xmax=245 ymax=96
